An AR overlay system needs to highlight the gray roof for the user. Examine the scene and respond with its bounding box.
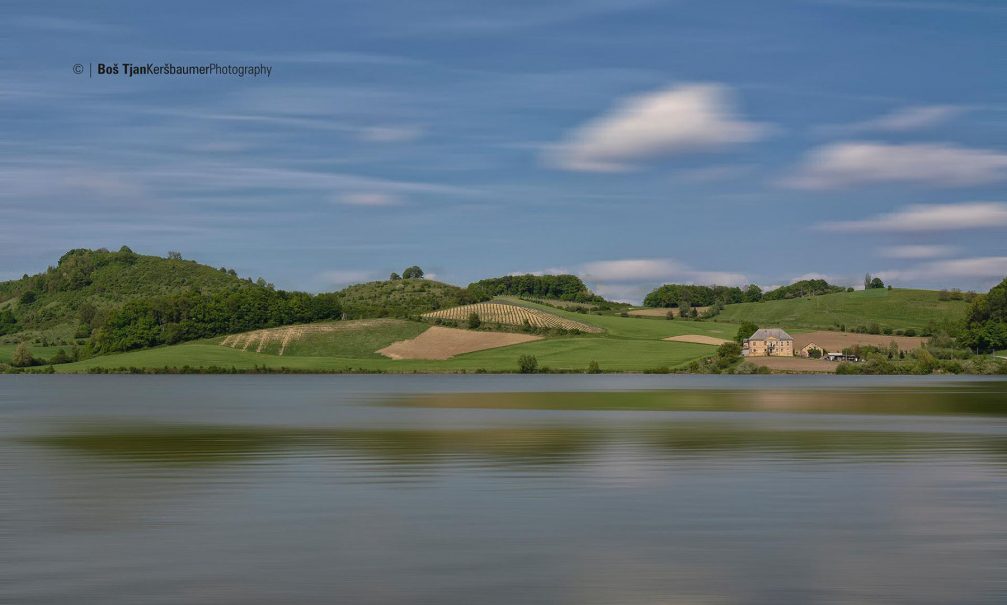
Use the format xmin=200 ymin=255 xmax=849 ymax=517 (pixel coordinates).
xmin=747 ymin=328 xmax=793 ymax=341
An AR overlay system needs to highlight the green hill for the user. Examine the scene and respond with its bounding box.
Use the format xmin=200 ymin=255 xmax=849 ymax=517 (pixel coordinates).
xmin=716 ymin=288 xmax=969 ymax=332
xmin=337 ymin=278 xmax=488 ymax=319
xmin=0 ymin=247 xmax=267 ymax=343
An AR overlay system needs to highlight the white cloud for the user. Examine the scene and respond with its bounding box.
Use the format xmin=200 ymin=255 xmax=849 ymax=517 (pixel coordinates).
xmin=879 ymin=245 xmax=957 ymax=259
xmin=878 ymin=257 xmax=1007 ymax=283
xmin=785 ymin=142 xmax=1007 ymax=189
xmin=545 ymin=84 xmax=770 ymax=172
xmin=580 ymin=258 xmax=748 ymax=286
xmin=337 ymin=192 xmax=403 ymax=206
xmin=818 ymin=202 xmax=1007 ymax=232
xmin=845 ymin=105 xmax=963 ymax=133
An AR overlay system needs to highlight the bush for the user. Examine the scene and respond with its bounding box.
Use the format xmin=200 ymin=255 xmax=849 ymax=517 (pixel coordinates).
xmin=586 ymin=360 xmax=601 ymax=374
xmin=467 ymin=312 xmax=481 ymax=329
xmin=517 ymin=354 xmax=538 ymax=374
xmin=807 ymin=347 xmax=823 ymax=359
xmin=11 ymin=342 xmax=35 ymax=367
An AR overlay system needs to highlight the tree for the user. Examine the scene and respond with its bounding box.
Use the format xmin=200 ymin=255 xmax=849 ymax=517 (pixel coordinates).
xmin=735 ymin=321 xmax=759 ymax=343
xmin=389 ymin=272 xmax=401 ymax=281
xmin=869 ymin=277 xmax=885 ymax=289
xmin=587 ymin=360 xmax=601 ymax=374
xmin=743 ymin=284 xmax=763 ymax=303
xmin=864 ymin=273 xmax=872 ymax=290
xmin=807 ymin=347 xmax=823 ymax=359
xmin=11 ymin=342 xmax=34 ymax=367
xmin=402 ymin=266 xmax=425 ymax=279
xmin=717 ymin=341 xmax=742 ymax=359
xmin=517 ymin=354 xmax=538 ymax=374
xmin=467 ymin=312 xmax=481 ymax=329
xmin=167 ymin=251 xmax=183 ymax=260
xmin=666 ymin=310 xmax=675 ymax=320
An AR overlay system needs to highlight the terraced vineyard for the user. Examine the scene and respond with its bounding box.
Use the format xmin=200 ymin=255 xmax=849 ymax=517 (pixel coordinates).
xmin=422 ymin=303 xmax=602 ymax=333
xmin=218 ymin=319 xmax=423 ymax=356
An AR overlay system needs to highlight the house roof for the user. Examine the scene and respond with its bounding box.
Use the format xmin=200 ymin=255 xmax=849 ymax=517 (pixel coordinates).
xmin=748 ymin=328 xmax=793 ymax=341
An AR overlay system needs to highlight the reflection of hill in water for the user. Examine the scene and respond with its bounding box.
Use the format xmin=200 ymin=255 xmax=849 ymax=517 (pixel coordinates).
xmin=26 ymin=421 xmax=1007 ymax=468
xmin=394 ymin=385 xmax=1007 ymax=416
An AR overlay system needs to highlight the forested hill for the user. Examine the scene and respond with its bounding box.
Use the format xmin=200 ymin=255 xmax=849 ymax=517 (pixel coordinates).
xmin=0 ymin=247 xmax=341 ymax=348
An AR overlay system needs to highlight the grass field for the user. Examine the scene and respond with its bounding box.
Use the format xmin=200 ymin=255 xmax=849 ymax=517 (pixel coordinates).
xmin=218 ymin=319 xmax=427 ymax=358
xmin=715 ymin=288 xmax=968 ymax=331
xmin=50 ymin=300 xmax=742 ymax=373
xmin=0 ymin=344 xmax=67 ymax=365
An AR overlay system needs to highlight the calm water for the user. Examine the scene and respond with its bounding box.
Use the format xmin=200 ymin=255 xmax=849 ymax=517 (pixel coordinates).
xmin=2 ymin=375 xmax=1006 ymax=604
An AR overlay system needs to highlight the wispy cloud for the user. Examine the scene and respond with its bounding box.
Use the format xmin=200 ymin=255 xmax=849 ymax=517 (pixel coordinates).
xmin=357 ymin=125 xmax=426 ymax=143
xmin=878 ymin=257 xmax=1007 ymax=284
xmin=824 ymin=105 xmax=965 ymax=134
xmin=813 ymin=0 xmax=1007 ymax=14
xmin=817 ymin=202 xmax=1007 ymax=232
xmin=577 ymin=258 xmax=749 ymax=303
xmin=785 ymin=142 xmax=1007 ymax=189
xmin=544 ymin=84 xmax=770 ymax=172
xmin=337 ymin=192 xmax=403 ymax=206
xmin=12 ymin=16 xmax=124 ymax=35
xmin=879 ymin=244 xmax=958 ymax=259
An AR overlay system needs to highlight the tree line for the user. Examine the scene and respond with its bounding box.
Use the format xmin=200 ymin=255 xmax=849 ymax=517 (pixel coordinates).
xmin=468 ymin=274 xmax=604 ymax=303
xmin=91 ymin=288 xmax=342 ymax=353
xmin=643 ymin=284 xmax=763 ymax=308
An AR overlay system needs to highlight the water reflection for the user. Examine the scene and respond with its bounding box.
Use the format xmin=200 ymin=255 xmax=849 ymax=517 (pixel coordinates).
xmin=26 ymin=421 xmax=1007 ymax=468
xmin=4 ymin=377 xmax=1007 ymax=605
xmin=393 ymin=385 xmax=1007 ymax=415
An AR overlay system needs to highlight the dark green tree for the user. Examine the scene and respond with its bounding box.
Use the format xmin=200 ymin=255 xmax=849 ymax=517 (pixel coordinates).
xmin=735 ymin=321 xmax=759 ymax=343
xmin=402 ymin=266 xmax=424 ymax=279
xmin=517 ymin=354 xmax=538 ymax=373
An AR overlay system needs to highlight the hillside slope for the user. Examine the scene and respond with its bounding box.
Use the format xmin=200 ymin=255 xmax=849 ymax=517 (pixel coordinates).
xmin=716 ymin=288 xmax=968 ymax=332
xmin=0 ymin=247 xmax=268 ymax=341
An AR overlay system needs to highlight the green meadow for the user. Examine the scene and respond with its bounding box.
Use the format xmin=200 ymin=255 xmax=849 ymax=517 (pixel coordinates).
xmin=715 ymin=288 xmax=968 ymax=331
xmin=53 ymin=300 xmax=740 ymax=373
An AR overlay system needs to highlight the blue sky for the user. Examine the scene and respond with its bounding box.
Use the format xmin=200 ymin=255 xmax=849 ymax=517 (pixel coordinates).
xmin=2 ymin=0 xmax=1006 ymax=301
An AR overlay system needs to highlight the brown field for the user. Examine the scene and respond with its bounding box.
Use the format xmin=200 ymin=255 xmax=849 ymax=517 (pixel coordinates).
xmin=664 ymin=334 xmax=730 ymax=346
xmin=422 ymin=302 xmax=602 ymax=333
xmin=378 ymin=326 xmax=543 ymax=360
xmin=793 ymin=331 xmax=926 ymax=353
xmin=746 ymin=357 xmax=838 ymax=373
xmin=219 ymin=319 xmax=397 ymax=355
xmin=627 ymin=306 xmax=710 ymax=318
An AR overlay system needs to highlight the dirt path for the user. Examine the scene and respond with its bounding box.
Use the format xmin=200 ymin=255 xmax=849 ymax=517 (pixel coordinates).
xmin=664 ymin=334 xmax=730 ymax=346
xmin=378 ymin=326 xmax=543 ymax=360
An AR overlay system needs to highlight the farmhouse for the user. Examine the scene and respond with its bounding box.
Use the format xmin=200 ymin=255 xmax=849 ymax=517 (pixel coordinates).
xmin=800 ymin=342 xmax=824 ymax=358
xmin=743 ymin=328 xmax=794 ymax=357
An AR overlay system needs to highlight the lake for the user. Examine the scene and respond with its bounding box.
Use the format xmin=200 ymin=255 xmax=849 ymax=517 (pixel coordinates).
xmin=3 ymin=375 xmax=1006 ymax=604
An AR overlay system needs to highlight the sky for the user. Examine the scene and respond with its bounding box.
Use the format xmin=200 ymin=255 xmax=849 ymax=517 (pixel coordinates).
xmin=2 ymin=0 xmax=1006 ymax=302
